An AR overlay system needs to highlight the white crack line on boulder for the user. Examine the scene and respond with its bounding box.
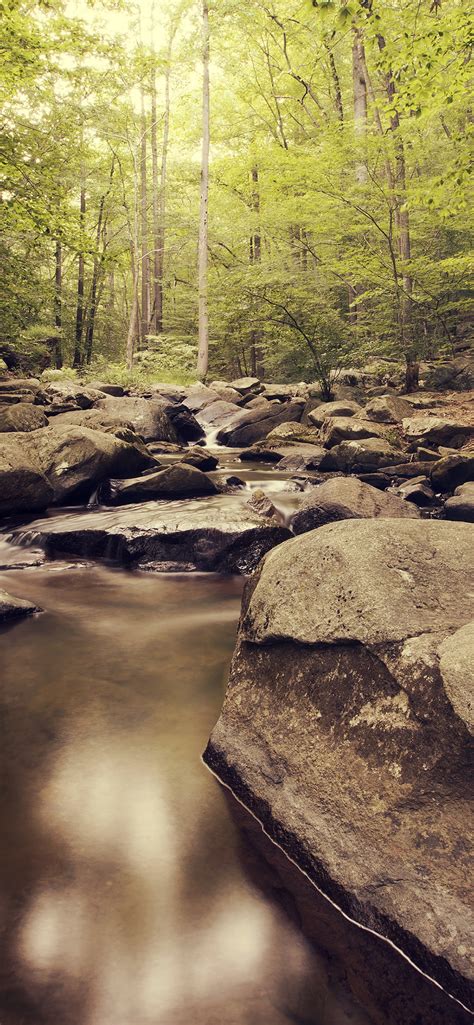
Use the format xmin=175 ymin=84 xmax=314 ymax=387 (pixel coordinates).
xmin=202 ymin=755 xmax=473 ymax=1017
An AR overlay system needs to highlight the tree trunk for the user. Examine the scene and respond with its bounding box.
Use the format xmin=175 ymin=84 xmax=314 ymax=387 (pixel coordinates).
xmin=140 ymin=87 xmax=150 ymax=347
xmin=73 ymin=178 xmax=86 ymax=368
xmin=405 ymin=359 xmax=419 ymax=393
xmin=249 ymin=165 xmax=264 ymax=379
xmin=325 ymin=44 xmax=343 ymax=123
xmin=151 ymin=22 xmax=175 ymax=335
xmin=352 ymin=29 xmax=368 ymax=185
xmin=53 ymin=240 xmax=63 ymax=368
xmin=196 ymin=0 xmax=210 ymax=380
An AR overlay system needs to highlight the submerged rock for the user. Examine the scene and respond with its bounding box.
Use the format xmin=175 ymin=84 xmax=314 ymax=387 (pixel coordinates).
xmin=204 ymin=519 xmax=474 ymax=1011
xmin=98 ymin=463 xmax=218 ymax=505
xmin=0 ymin=588 xmax=39 ymax=621
xmin=12 ymin=498 xmax=292 ymax=573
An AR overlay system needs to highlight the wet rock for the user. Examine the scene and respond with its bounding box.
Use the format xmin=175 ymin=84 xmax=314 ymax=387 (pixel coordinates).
xmin=164 ymin=403 xmax=204 ymax=442
xmin=246 ymin=489 xmax=284 ymax=524
xmin=229 ymin=376 xmax=262 ymax=395
xmin=292 ymin=477 xmax=419 ymax=534
xmin=0 ymin=404 xmax=48 ymax=432
xmin=13 ymin=500 xmax=292 ymax=573
xmin=431 ymin=454 xmax=474 ymax=493
xmin=444 ymin=482 xmax=474 ymax=522
xmin=390 ymin=476 xmax=436 ymax=507
xmin=0 ymin=588 xmax=40 ymax=621
xmin=94 ymin=396 xmax=179 ymax=442
xmin=402 ymin=416 xmax=473 ymax=450
xmin=363 ymin=395 xmax=413 ymax=423
xmin=320 ymin=437 xmax=404 ymax=472
xmin=204 ymin=519 xmax=474 ymax=1011
xmin=98 ymin=463 xmax=218 ymax=505
xmin=181 ymin=447 xmax=218 ymax=471
xmin=0 ymin=425 xmax=155 ymax=511
xmin=320 ymin=416 xmax=388 ymax=449
xmin=307 ymin=400 xmax=363 ymax=426
xmin=216 ymin=401 xmax=304 ymax=447
xmin=239 ymin=442 xmax=324 ymax=469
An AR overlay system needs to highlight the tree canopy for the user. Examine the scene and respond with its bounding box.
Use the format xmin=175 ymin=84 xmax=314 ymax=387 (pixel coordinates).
xmin=1 ymin=0 xmax=472 ymax=390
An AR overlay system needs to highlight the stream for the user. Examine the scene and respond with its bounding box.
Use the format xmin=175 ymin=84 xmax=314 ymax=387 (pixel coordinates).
xmin=0 ymin=447 xmax=373 ymax=1025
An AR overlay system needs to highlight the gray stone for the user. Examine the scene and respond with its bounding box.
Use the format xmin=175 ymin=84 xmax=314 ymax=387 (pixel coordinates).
xmin=12 ymin=499 xmax=292 ymax=574
xmin=0 ymin=404 xmax=48 ymax=432
xmin=87 ymin=381 xmax=125 ymax=396
xmin=320 ymin=416 xmax=388 ymax=449
xmin=182 ymin=384 xmax=220 ymax=412
xmin=439 ymin=623 xmax=474 ymax=733
xmin=292 ymin=477 xmax=419 ymax=534
xmin=94 ymin=396 xmax=179 ymax=442
xmin=98 ymin=463 xmax=218 ymax=504
xmin=307 ymin=400 xmax=363 ymax=426
xmin=320 ymin=438 xmax=404 ymax=472
xmin=431 ymin=454 xmax=474 ymax=493
xmin=229 ymin=376 xmax=262 ymax=394
xmin=390 ymin=476 xmax=436 ymax=506
xmin=403 ymin=416 xmax=473 ymax=449
xmin=216 ymin=401 xmax=304 ymax=447
xmin=444 ymin=482 xmax=474 ymax=522
xmin=0 ymin=588 xmax=39 ymax=621
xmin=204 ymin=519 xmax=474 ymax=1008
xmin=363 ymin=395 xmax=413 ymax=423
xmin=195 ymin=400 xmax=241 ymax=429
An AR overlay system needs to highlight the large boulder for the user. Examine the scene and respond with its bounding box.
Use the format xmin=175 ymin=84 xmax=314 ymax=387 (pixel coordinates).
xmin=0 ymin=438 xmax=54 ymax=515
xmin=292 ymin=477 xmax=419 ymax=534
xmin=98 ymin=463 xmax=218 ymax=505
xmin=0 ymin=425 xmax=155 ymax=512
xmin=320 ymin=416 xmax=388 ymax=449
xmin=204 ymin=519 xmax=474 ymax=1011
xmin=320 ymin=437 xmax=404 ymax=472
xmin=403 ymin=416 xmax=473 ymax=450
xmin=0 ymin=588 xmax=39 ymax=622
xmin=0 ymin=378 xmax=41 ymax=393
xmin=0 ymin=404 xmax=48 ymax=432
xmin=12 ymin=500 xmax=292 ymax=574
xmin=216 ymin=401 xmax=304 ymax=447
xmin=431 ymin=454 xmax=474 ymax=493
xmin=36 ymin=381 xmax=106 ymax=412
xmin=163 ymin=403 xmax=204 ymax=442
xmin=363 ymin=395 xmax=413 ymax=424
xmin=307 ymin=400 xmax=362 ymax=427
xmin=265 ymin=422 xmax=321 ymax=444
xmin=444 ymin=482 xmax=474 ymax=523
xmin=94 ymin=396 xmax=179 ymax=443
xmin=51 ymin=408 xmax=135 ymax=433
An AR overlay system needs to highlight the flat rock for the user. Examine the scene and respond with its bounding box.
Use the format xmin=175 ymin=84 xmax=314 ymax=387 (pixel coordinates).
xmin=320 ymin=416 xmax=388 ymax=448
xmin=229 ymin=377 xmax=262 ymax=394
xmin=13 ymin=498 xmax=291 ymax=573
xmin=182 ymin=384 xmax=220 ymax=412
xmin=292 ymin=477 xmax=419 ymax=534
xmin=204 ymin=519 xmax=474 ymax=1010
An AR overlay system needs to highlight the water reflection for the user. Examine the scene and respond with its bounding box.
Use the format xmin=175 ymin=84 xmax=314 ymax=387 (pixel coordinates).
xmin=0 ymin=564 xmax=370 ymax=1025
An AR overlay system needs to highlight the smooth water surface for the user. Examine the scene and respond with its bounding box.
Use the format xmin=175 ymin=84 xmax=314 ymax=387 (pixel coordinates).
xmin=0 ymin=562 xmax=368 ymax=1025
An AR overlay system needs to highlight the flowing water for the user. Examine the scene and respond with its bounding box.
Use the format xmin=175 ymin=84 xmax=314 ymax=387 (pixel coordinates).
xmin=0 ymin=557 xmax=371 ymax=1025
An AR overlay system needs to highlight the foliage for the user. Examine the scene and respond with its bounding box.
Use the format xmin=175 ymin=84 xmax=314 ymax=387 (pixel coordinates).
xmin=0 ymin=0 xmax=472 ymax=384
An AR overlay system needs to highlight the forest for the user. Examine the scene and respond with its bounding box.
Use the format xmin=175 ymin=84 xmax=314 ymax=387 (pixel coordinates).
xmin=0 ymin=4 xmax=473 ymax=1025
xmin=2 ymin=0 xmax=472 ymax=393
